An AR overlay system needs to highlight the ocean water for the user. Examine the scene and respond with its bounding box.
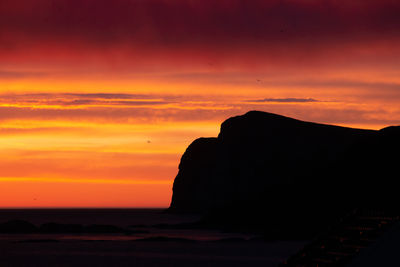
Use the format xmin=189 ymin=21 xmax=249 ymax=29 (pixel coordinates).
xmin=0 ymin=209 xmax=306 ymax=266
xmin=0 ymin=208 xmax=194 ymax=226
xmin=0 ymin=208 xmax=254 ymax=241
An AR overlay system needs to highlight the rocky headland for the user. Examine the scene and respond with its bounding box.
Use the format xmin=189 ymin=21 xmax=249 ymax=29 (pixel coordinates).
xmin=169 ymin=111 xmax=400 ymax=237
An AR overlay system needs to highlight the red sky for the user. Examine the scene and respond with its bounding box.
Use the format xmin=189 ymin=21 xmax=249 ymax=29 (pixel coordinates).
xmin=1 ymin=0 xmax=400 ymax=207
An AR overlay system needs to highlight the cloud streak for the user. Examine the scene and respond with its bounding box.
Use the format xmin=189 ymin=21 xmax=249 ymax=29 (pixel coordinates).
xmin=2 ymin=0 xmax=400 ymax=46
xmin=246 ymin=98 xmax=319 ymax=103
xmin=2 ymin=0 xmax=400 ymax=74
xmin=1 ymin=0 xmax=400 ymax=207
xmin=0 ymin=92 xmax=399 ymax=128
xmin=0 ymin=93 xmax=171 ymax=108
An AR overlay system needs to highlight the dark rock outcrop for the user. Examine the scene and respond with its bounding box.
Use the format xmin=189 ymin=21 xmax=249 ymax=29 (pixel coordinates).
xmin=169 ymin=111 xmax=400 ymax=235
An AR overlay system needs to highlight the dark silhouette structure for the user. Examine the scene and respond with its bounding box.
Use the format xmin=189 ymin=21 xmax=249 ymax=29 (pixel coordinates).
xmin=281 ymin=209 xmax=399 ymax=266
xmin=169 ymin=111 xmax=400 ymax=237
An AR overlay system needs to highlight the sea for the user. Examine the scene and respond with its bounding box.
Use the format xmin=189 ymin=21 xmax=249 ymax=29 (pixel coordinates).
xmin=0 ymin=209 xmax=306 ymax=267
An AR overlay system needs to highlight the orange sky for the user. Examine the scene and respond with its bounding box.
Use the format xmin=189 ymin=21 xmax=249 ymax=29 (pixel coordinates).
xmin=1 ymin=0 xmax=400 ymax=207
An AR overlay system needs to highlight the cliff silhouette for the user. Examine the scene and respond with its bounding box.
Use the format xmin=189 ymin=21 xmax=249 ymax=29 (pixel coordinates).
xmin=169 ymin=111 xmax=400 ymax=237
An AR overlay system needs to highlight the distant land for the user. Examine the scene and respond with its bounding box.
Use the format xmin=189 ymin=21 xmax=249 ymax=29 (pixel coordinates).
xmin=169 ymin=111 xmax=400 ymax=238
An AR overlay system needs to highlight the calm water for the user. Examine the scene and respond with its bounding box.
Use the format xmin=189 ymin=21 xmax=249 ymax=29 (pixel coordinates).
xmin=0 ymin=209 xmax=255 ymax=241
xmin=0 ymin=209 xmax=307 ymax=267
xmin=0 ymin=208 xmax=193 ymax=226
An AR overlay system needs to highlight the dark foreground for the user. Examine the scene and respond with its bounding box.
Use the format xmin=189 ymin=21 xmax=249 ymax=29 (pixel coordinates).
xmin=0 ymin=209 xmax=305 ymax=267
xmin=0 ymin=239 xmax=305 ymax=267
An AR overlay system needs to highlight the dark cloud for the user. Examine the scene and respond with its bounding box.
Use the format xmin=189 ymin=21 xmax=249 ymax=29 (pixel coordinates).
xmin=246 ymin=98 xmax=319 ymax=103
xmin=0 ymin=93 xmax=171 ymax=107
xmin=0 ymin=98 xmax=399 ymax=128
xmin=1 ymin=0 xmax=400 ymax=78
xmin=65 ymin=93 xmax=163 ymax=99
xmin=1 ymin=0 xmax=400 ymax=49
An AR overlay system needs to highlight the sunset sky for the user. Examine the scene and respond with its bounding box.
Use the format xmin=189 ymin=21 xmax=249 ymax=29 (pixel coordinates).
xmin=1 ymin=0 xmax=400 ymax=207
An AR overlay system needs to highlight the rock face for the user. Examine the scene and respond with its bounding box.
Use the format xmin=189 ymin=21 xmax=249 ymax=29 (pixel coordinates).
xmin=169 ymin=111 xmax=400 ymax=234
